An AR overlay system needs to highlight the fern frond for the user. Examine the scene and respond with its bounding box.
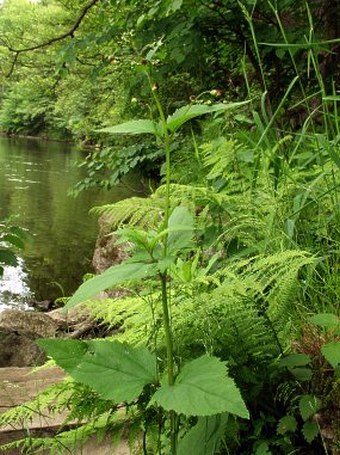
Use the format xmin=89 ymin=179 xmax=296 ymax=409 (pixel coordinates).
xmin=91 ymin=195 xmax=165 ymax=230
xmin=200 ymin=137 xmax=253 ymax=194
xmin=229 ymin=250 xmax=315 ymax=326
xmin=91 ymin=183 xmax=233 ymax=235
xmin=83 ymin=292 xmax=163 ymax=348
xmin=171 ymin=275 xmax=280 ymax=362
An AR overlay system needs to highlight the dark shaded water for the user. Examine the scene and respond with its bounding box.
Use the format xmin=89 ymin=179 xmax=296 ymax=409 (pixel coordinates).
xmin=0 ymin=137 xmax=143 ymax=310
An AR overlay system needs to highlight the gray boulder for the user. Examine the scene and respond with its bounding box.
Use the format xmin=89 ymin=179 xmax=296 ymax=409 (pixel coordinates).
xmin=0 ymin=309 xmax=57 ymax=367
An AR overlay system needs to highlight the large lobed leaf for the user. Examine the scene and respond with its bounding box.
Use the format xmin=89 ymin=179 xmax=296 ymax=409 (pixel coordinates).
xmin=97 ymin=101 xmax=250 ymax=138
xmin=98 ymin=119 xmax=161 ymax=136
xmin=150 ymin=355 xmax=249 ymax=418
xmin=38 ymin=339 xmax=157 ymax=403
xmin=166 ymin=101 xmax=250 ymax=133
xmin=65 ymin=261 xmax=158 ymax=309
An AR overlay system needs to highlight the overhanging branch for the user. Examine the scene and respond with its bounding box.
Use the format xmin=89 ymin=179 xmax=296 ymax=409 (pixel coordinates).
xmin=3 ymin=0 xmax=100 ymax=76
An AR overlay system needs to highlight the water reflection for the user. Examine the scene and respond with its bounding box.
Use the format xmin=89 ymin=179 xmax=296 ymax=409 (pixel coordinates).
xmin=0 ymin=137 xmax=144 ymax=309
xmin=0 ymin=258 xmax=32 ymax=311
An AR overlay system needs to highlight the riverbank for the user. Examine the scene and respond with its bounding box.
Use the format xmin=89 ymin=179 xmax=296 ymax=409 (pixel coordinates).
xmin=0 ymin=131 xmax=98 ymax=150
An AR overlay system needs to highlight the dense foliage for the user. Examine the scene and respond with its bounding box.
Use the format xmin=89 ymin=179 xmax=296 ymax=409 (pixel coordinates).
xmin=0 ymin=0 xmax=339 ymax=454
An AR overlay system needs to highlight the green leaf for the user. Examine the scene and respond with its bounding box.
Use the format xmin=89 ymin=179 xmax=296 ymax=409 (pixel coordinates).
xmin=38 ymin=339 xmax=157 ymax=403
xmin=37 ymin=339 xmax=87 ymax=369
xmin=254 ymin=442 xmax=271 ymax=455
xmin=309 ymin=313 xmax=340 ymax=329
xmin=323 ymin=95 xmax=340 ymax=102
xmin=65 ymin=261 xmax=158 ymax=309
xmin=299 ymin=395 xmax=322 ymax=421
xmin=2 ymin=234 xmax=25 ymax=249
xmin=321 ymin=341 xmax=340 ymax=368
xmin=166 ymin=101 xmax=250 ymax=133
xmin=277 ymin=415 xmax=297 ymax=435
xmin=0 ymin=249 xmax=18 ymax=267
xmin=289 ymin=368 xmax=313 ymax=381
xmin=98 ymin=119 xmax=161 ymax=136
xmin=178 ymin=414 xmax=228 ymax=455
xmin=302 ymin=421 xmax=319 ymax=443
xmin=259 ymin=41 xmax=330 ymax=50
xmin=167 ymin=0 xmax=183 ymax=13
xmin=280 ymin=354 xmax=311 ymax=368
xmin=167 ymin=206 xmax=194 ymax=253
xmin=9 ymin=225 xmax=28 ymax=239
xmin=150 ymin=355 xmax=249 ymax=418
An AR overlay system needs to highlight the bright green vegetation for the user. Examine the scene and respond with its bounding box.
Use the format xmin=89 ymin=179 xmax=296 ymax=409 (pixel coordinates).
xmin=0 ymin=0 xmax=339 ymax=454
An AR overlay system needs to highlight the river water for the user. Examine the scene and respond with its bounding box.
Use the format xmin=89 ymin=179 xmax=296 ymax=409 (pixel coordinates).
xmin=0 ymin=137 xmax=143 ymax=310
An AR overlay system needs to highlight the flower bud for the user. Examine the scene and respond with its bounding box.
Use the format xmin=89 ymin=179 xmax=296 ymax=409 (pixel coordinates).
xmin=210 ymin=89 xmax=223 ymax=97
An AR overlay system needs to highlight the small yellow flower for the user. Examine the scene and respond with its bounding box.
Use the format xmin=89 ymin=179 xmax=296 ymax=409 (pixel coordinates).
xmin=210 ymin=89 xmax=223 ymax=97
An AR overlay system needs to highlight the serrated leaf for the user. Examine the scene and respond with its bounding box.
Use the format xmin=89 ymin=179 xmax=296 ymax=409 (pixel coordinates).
xmin=310 ymin=313 xmax=340 ymax=329
xmin=150 ymin=355 xmax=249 ymax=418
xmin=178 ymin=414 xmax=228 ymax=455
xmin=98 ymin=119 xmax=161 ymax=136
xmin=65 ymin=261 xmax=158 ymax=309
xmin=38 ymin=339 xmax=157 ymax=403
xmin=167 ymin=206 xmax=194 ymax=253
xmin=280 ymin=354 xmax=311 ymax=368
xmin=299 ymin=395 xmax=322 ymax=421
xmin=277 ymin=415 xmax=297 ymax=434
xmin=302 ymin=421 xmax=319 ymax=443
xmin=321 ymin=341 xmax=340 ymax=368
xmin=166 ymin=101 xmax=250 ymax=133
xmin=37 ymin=339 xmax=87 ymax=369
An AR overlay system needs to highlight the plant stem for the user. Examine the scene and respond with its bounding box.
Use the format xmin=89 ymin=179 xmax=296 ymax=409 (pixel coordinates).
xmin=160 ymin=273 xmax=174 ymax=385
xmin=146 ymin=69 xmax=177 ymax=454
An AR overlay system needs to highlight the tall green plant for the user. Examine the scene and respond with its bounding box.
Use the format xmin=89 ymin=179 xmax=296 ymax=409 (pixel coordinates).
xmin=36 ymin=75 xmax=250 ymax=454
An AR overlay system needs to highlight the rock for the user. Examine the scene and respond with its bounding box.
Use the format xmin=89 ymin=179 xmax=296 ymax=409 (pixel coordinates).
xmin=0 ymin=310 xmax=58 ymax=367
xmin=92 ymin=215 xmax=130 ymax=274
xmin=0 ymin=309 xmax=57 ymax=338
xmin=92 ymin=215 xmax=130 ymax=299
xmin=0 ymin=332 xmax=46 ymax=367
xmin=48 ymin=306 xmax=91 ymax=330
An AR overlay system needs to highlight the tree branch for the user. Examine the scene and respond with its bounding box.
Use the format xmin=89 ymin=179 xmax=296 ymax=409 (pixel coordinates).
xmin=5 ymin=0 xmax=100 ymax=55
